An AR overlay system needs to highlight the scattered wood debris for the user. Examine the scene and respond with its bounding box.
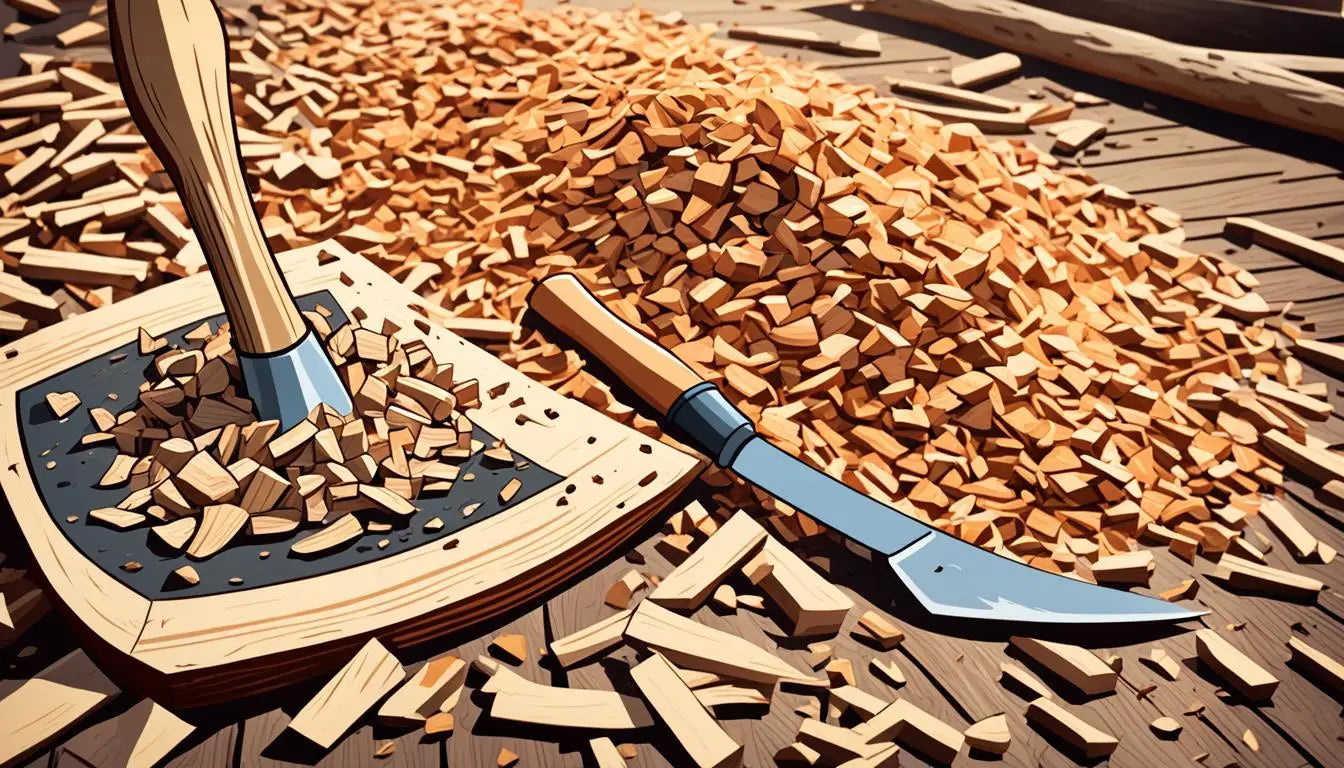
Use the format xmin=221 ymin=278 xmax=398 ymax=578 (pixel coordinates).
xmin=605 ymin=569 xmax=647 ymax=609
xmin=287 ymin=638 xmax=406 ymax=749
xmin=44 ymin=390 xmax=79 ymax=418
xmin=1225 ymin=217 xmax=1344 ymax=278
xmin=1150 ymin=715 xmax=1182 ymax=739
xmin=752 ymin=537 xmax=853 ymax=636
xmin=70 ymin=317 xmax=502 ymax=571
xmin=1 ymin=0 xmax=1329 ymax=622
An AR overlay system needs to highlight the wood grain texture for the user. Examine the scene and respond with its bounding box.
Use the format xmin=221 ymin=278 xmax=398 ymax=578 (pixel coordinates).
xmin=863 ymin=0 xmax=1344 ymax=140
xmin=0 ymin=650 xmax=120 ymax=767
xmin=55 ymin=698 xmax=195 ymax=768
xmin=107 ymin=0 xmax=305 ymax=354
xmin=0 ymin=242 xmax=701 ymax=707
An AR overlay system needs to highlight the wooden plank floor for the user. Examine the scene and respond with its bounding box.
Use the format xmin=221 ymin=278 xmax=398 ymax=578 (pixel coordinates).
xmin=2 ymin=1 xmax=1342 ymax=767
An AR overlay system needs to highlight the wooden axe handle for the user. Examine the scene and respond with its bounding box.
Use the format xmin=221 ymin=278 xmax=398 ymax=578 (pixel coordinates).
xmin=109 ymin=0 xmax=305 ymax=355
xmin=529 ymin=274 xmax=703 ymax=414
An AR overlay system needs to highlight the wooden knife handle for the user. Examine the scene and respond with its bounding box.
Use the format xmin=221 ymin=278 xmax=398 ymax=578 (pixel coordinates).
xmin=109 ymin=0 xmax=305 ymax=355
xmin=529 ymin=274 xmax=703 ymax=415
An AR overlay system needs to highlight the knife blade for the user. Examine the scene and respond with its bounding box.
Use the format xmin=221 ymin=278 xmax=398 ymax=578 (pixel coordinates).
xmin=529 ymin=274 xmax=1203 ymax=625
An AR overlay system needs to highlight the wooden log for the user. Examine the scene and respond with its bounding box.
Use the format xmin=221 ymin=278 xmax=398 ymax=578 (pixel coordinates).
xmin=1225 ymin=217 xmax=1344 ymax=277
xmin=1195 ymin=629 xmax=1279 ymax=700
xmin=751 ymin=537 xmax=853 ymax=636
xmin=1025 ymin=698 xmax=1118 ymax=759
xmin=630 ymin=652 xmax=743 ymax=768
xmin=0 ymin=650 xmax=120 ymax=766
xmin=287 ymin=638 xmax=405 ymax=749
xmin=862 ymin=0 xmax=1344 ymax=141
xmin=624 ymin=601 xmax=816 ymax=685
xmin=649 ymin=510 xmax=766 ymax=610
xmin=1009 ymin=636 xmax=1117 ymax=695
xmin=55 ymin=698 xmax=194 ymax=768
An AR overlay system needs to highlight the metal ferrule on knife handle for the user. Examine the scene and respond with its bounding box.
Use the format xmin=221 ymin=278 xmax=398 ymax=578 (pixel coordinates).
xmin=527 ymin=274 xmax=755 ymax=465
xmin=665 ymin=382 xmax=755 ymax=467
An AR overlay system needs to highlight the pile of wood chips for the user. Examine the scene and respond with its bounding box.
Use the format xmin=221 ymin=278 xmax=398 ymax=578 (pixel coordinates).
xmin=72 ymin=311 xmax=495 ymax=581
xmin=1 ymin=0 xmax=1337 ymax=591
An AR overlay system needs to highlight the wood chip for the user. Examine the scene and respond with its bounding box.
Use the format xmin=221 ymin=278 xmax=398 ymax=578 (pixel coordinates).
xmin=1009 ymin=637 xmax=1117 ymax=696
xmin=624 ymin=600 xmax=816 ymax=685
xmin=1026 ymin=697 xmax=1118 ymax=759
xmin=288 ymin=638 xmax=405 ymax=749
xmin=550 ymin=609 xmax=633 ymax=667
xmin=650 ymin=510 xmax=766 ymax=610
xmin=604 ymin=569 xmax=647 ymax=609
xmin=853 ymin=699 xmax=964 ymax=765
xmin=486 ymin=665 xmax=653 ymax=730
xmin=950 ymin=53 xmax=1021 ymax=88
xmin=1225 ymin=217 xmax=1344 ymax=278
xmin=185 ymin=504 xmax=249 ymax=559
xmin=630 ymin=652 xmax=743 ymax=768
xmin=44 ymin=390 xmax=79 ymax=418
xmin=963 ymin=713 xmax=1011 ymax=754
xmin=377 ymin=655 xmax=466 ymax=726
xmin=853 ymin=610 xmax=904 ymax=649
xmin=1286 ymin=635 xmax=1344 ymax=695
xmin=1150 ymin=716 xmax=1182 ymax=738
xmin=491 ymin=633 xmax=528 ymax=664
xmin=1211 ymin=553 xmax=1324 ymax=600
xmin=752 ymin=536 xmax=852 ymax=636
xmin=291 ymin=515 xmax=364 ymax=557
xmin=1195 ymin=629 xmax=1279 ymax=700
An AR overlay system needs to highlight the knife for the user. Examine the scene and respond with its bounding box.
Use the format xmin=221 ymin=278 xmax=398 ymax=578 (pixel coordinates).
xmin=529 ymin=274 xmax=1203 ymax=624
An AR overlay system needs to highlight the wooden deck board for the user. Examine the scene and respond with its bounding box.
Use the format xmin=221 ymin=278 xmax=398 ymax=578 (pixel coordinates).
xmin=1179 ymin=238 xmax=1303 ymax=273
xmin=1184 ymin=205 xmax=1344 ymax=241
xmin=1074 ymin=126 xmax=1244 ymax=166
xmin=1080 ymin=148 xmax=1284 ymax=194
xmin=1145 ymin=176 xmax=1344 ymax=223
